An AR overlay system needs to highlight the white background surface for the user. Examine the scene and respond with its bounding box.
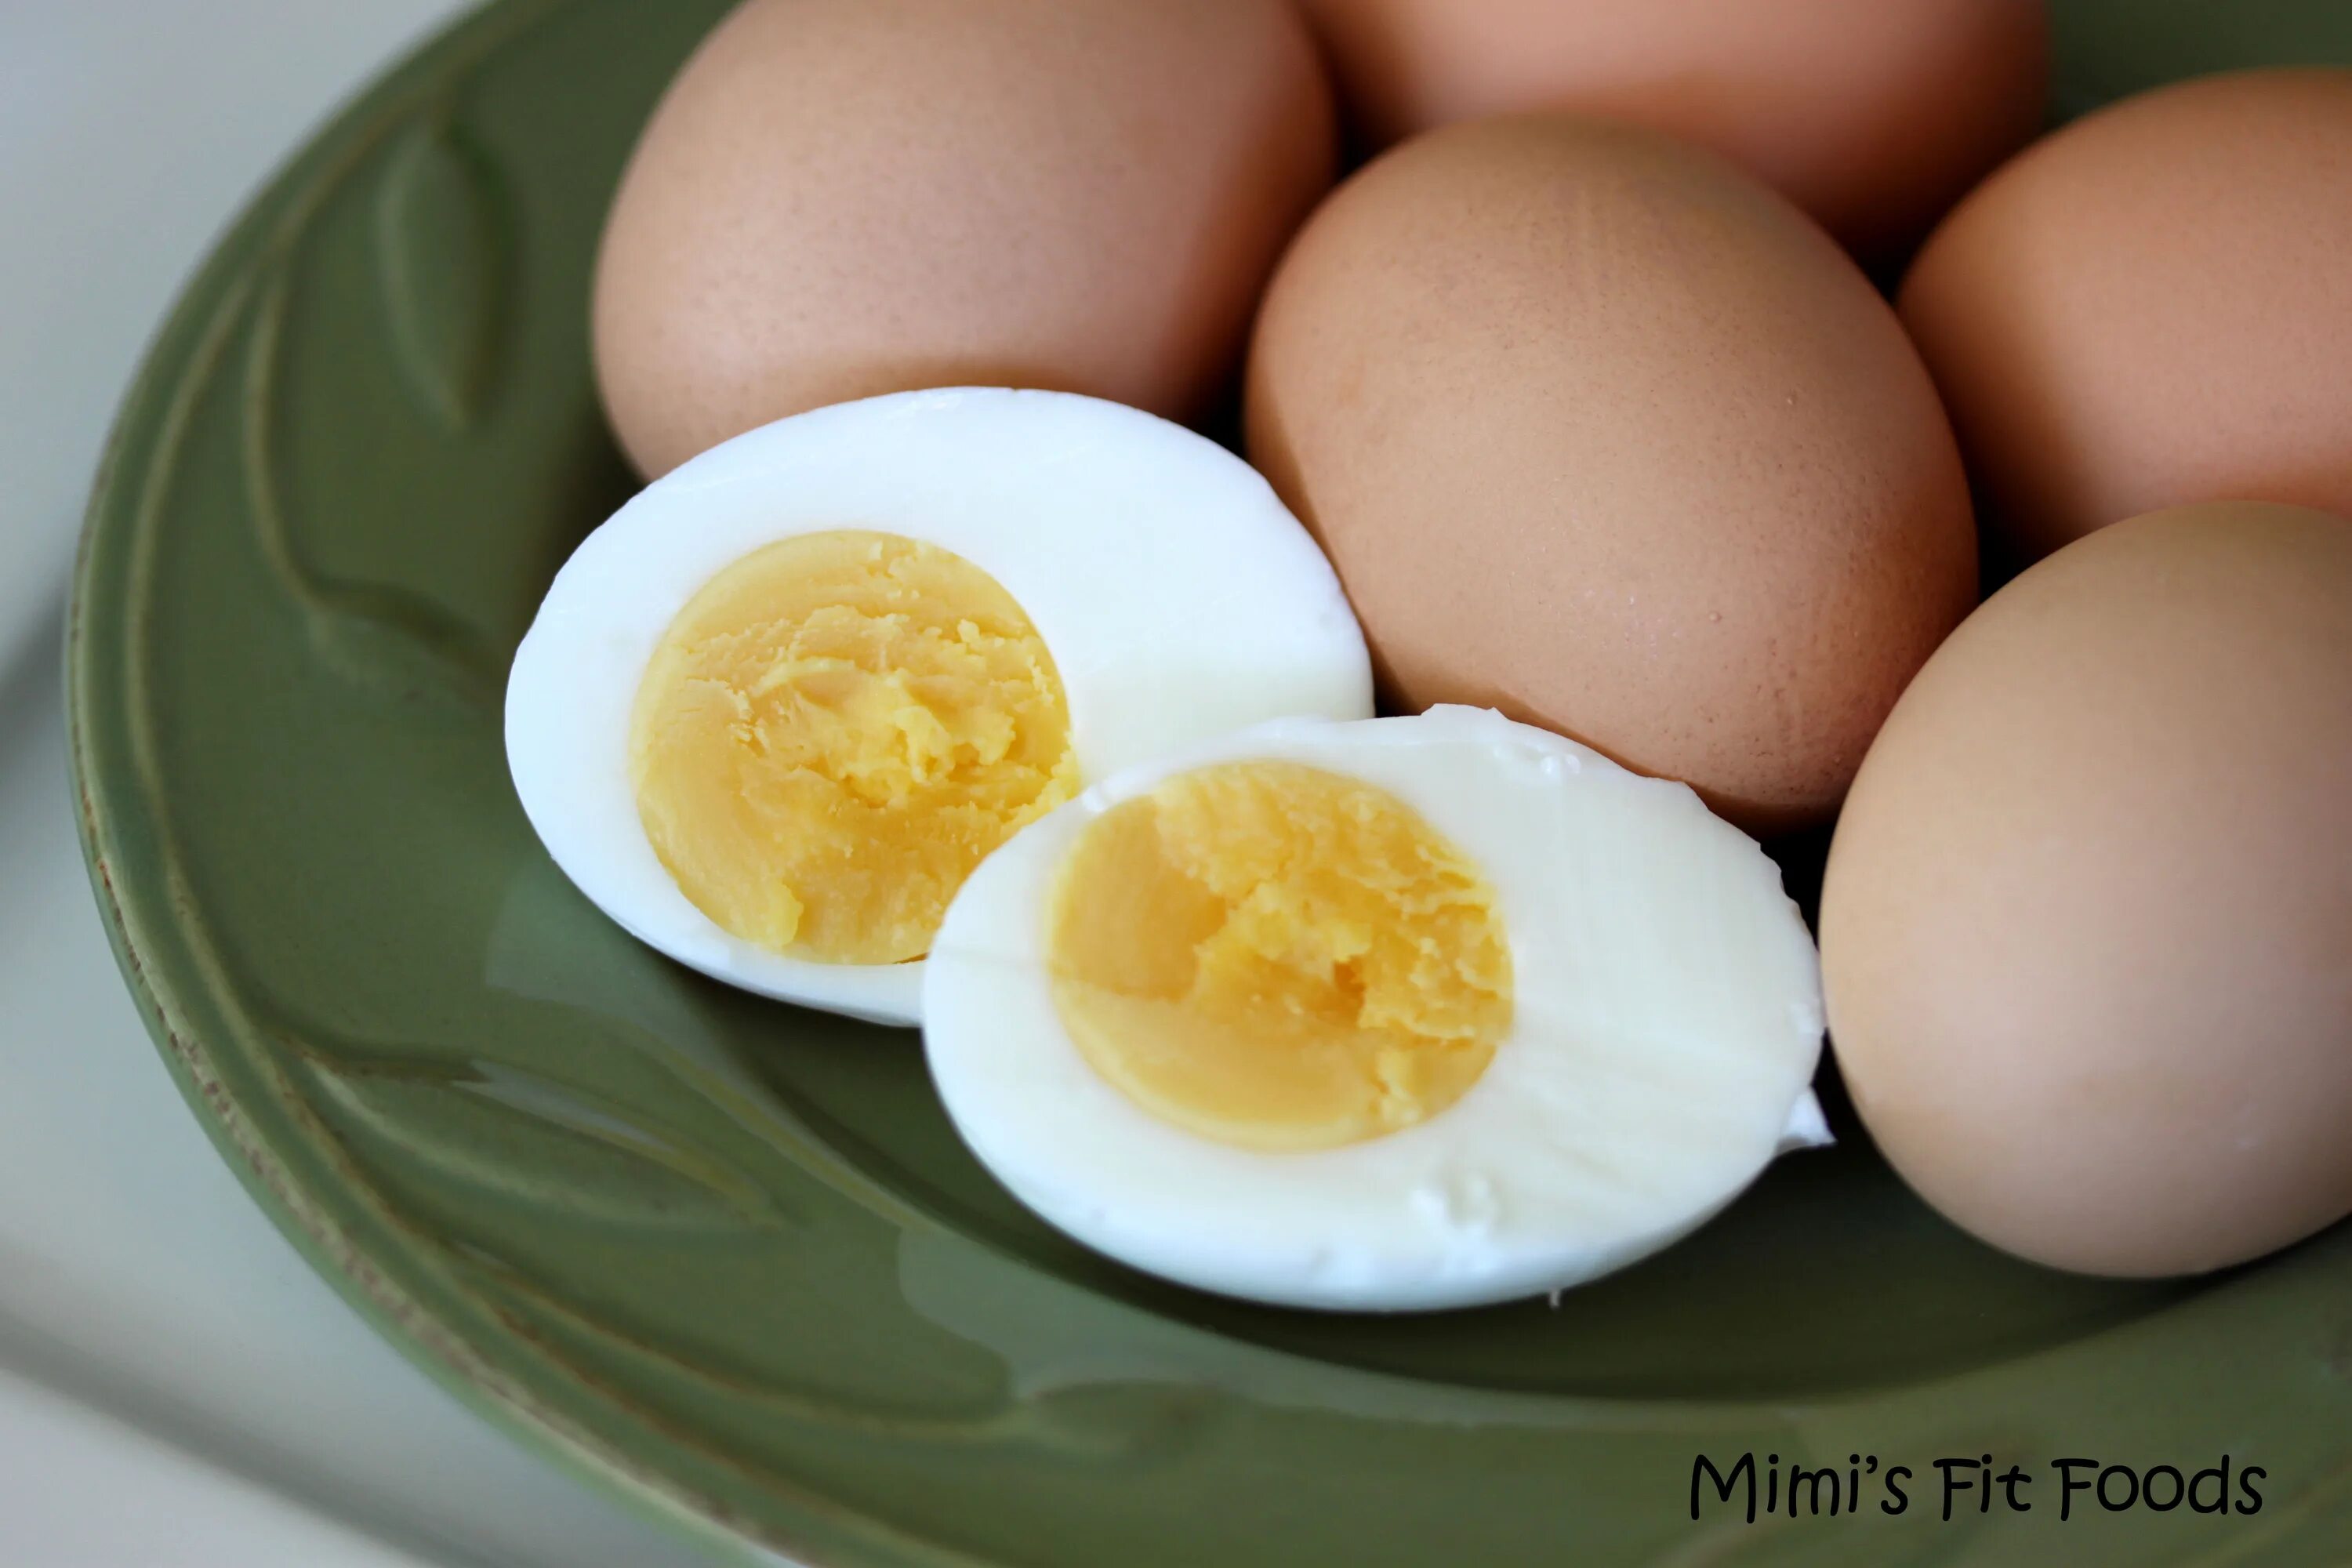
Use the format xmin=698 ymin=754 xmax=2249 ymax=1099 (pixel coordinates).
xmin=0 ymin=3 xmax=726 ymax=1564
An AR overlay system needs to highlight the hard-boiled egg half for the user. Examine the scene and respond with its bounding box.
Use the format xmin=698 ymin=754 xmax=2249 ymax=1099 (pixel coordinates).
xmin=924 ymin=706 xmax=1829 ymax=1311
xmin=506 ymin=389 xmax=1372 ymax=1025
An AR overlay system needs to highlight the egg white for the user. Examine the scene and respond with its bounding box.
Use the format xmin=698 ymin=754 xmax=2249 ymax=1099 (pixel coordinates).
xmin=504 ymin=388 xmax=1372 ymax=1025
xmin=923 ymin=706 xmax=1828 ymax=1311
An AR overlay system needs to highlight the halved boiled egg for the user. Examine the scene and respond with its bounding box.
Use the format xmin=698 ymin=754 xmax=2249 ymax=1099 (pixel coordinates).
xmin=924 ymin=706 xmax=1828 ymax=1311
xmin=506 ymin=388 xmax=1372 ymax=1025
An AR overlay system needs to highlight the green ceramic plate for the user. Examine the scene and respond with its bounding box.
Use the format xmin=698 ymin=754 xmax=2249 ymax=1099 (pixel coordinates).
xmin=68 ymin=2 xmax=2352 ymax=1563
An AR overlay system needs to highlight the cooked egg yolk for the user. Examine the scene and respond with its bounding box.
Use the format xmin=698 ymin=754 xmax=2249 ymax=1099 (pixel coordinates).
xmin=630 ymin=530 xmax=1078 ymax=965
xmin=1047 ymin=761 xmax=1512 ymax=1151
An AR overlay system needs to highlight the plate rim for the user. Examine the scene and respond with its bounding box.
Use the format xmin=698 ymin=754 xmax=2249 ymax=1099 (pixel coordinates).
xmin=59 ymin=3 xmax=910 ymax=1563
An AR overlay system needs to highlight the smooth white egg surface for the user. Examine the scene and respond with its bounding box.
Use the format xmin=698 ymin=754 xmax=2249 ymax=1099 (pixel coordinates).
xmin=506 ymin=388 xmax=1372 ymax=1025
xmin=923 ymin=706 xmax=1828 ymax=1312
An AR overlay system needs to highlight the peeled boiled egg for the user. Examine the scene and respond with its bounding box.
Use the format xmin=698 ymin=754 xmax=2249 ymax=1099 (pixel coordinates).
xmin=506 ymin=388 xmax=1372 ymax=1026
xmin=924 ymin=706 xmax=1828 ymax=1311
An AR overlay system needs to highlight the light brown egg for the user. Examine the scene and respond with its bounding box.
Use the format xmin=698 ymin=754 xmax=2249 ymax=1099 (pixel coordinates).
xmin=1295 ymin=0 xmax=2048 ymax=256
xmin=593 ymin=0 xmax=1334 ymax=477
xmin=1821 ymin=503 xmax=2352 ymax=1278
xmin=1246 ymin=115 xmax=1976 ymax=833
xmin=1901 ymin=69 xmax=2352 ymax=567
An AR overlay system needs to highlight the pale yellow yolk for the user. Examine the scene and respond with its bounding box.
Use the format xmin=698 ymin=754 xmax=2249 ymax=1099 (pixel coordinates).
xmin=1046 ymin=761 xmax=1512 ymax=1152
xmin=630 ymin=530 xmax=1078 ymax=965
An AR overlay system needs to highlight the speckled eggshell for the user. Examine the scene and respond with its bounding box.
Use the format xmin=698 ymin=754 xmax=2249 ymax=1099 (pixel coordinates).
xmin=1246 ymin=114 xmax=1977 ymax=833
xmin=593 ymin=0 xmax=1335 ymax=477
xmin=1295 ymin=0 xmax=2048 ymax=256
xmin=1901 ymin=69 xmax=2352 ymax=566
xmin=1822 ymin=503 xmax=2352 ymax=1278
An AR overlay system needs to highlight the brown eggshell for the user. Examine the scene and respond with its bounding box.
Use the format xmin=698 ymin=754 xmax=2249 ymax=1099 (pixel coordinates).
xmin=1296 ymin=0 xmax=2048 ymax=256
xmin=1246 ymin=115 xmax=1977 ymax=832
xmin=1821 ymin=503 xmax=2352 ymax=1278
xmin=1900 ymin=69 xmax=2352 ymax=566
xmin=593 ymin=0 xmax=1334 ymax=477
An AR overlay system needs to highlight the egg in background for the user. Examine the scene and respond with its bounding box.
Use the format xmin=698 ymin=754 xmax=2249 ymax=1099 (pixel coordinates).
xmin=1901 ymin=68 xmax=2352 ymax=568
xmin=1248 ymin=115 xmax=1977 ymax=834
xmin=1822 ymin=503 xmax=2352 ymax=1278
xmin=592 ymin=0 xmax=1335 ymax=477
xmin=925 ymin=707 xmax=1829 ymax=1312
xmin=506 ymin=389 xmax=1371 ymax=1025
xmin=1295 ymin=0 xmax=2048 ymax=256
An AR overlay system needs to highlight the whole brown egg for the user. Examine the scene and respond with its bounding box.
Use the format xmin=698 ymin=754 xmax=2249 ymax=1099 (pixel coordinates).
xmin=593 ymin=0 xmax=1334 ymax=477
xmin=1822 ymin=503 xmax=2352 ymax=1278
xmin=1901 ymin=69 xmax=2352 ymax=566
xmin=1246 ymin=115 xmax=1977 ymax=833
xmin=1294 ymin=0 xmax=2049 ymax=256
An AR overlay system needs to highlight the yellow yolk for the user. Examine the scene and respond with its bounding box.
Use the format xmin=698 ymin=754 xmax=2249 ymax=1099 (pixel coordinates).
xmin=630 ymin=530 xmax=1077 ymax=965
xmin=1046 ymin=761 xmax=1512 ymax=1151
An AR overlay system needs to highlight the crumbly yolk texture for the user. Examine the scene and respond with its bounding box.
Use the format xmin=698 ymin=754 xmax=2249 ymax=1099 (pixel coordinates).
xmin=630 ymin=530 xmax=1078 ymax=965
xmin=1046 ymin=761 xmax=1512 ymax=1152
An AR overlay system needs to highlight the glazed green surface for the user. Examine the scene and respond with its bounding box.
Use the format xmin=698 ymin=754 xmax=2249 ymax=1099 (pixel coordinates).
xmin=69 ymin=2 xmax=2352 ymax=1563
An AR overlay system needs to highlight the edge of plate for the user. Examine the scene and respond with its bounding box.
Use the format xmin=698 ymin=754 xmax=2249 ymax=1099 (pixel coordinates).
xmin=56 ymin=4 xmax=937 ymax=1565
